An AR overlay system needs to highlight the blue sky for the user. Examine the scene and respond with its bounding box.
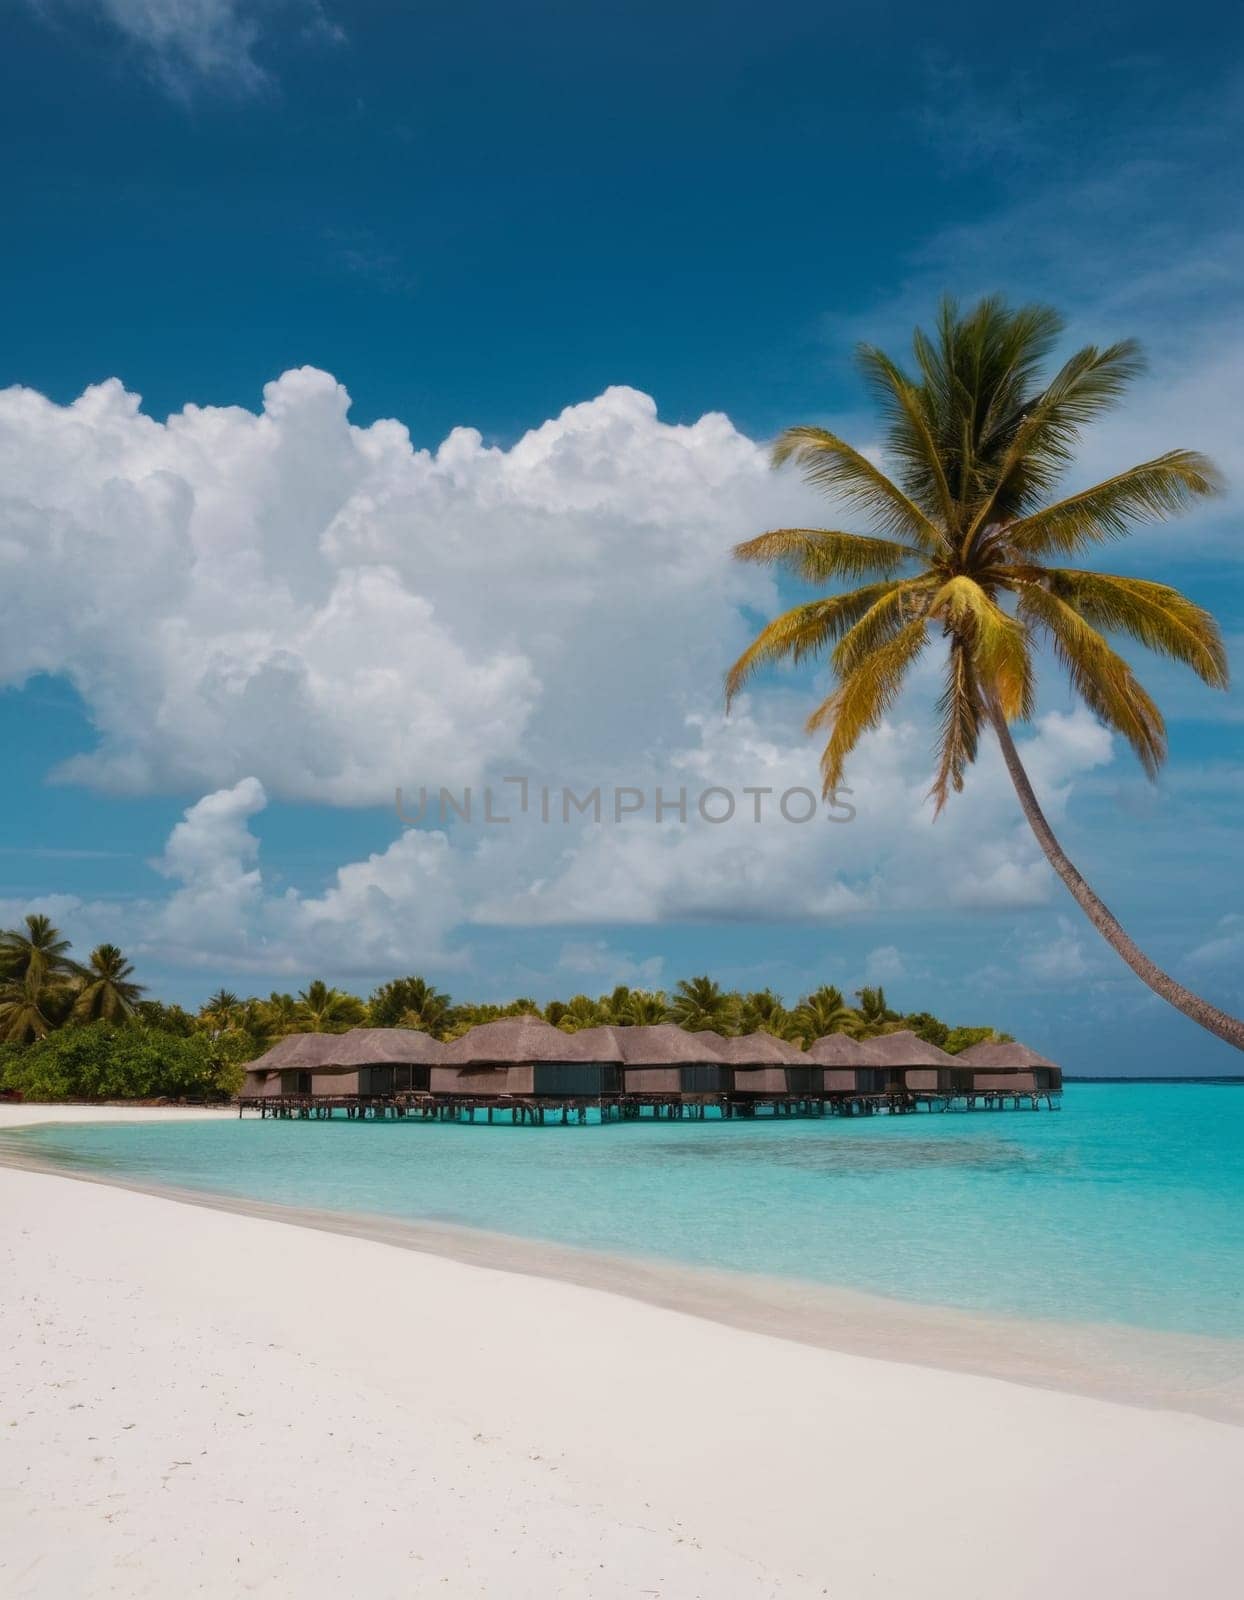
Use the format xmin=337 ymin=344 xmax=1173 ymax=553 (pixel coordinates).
xmin=1 ymin=0 xmax=1242 ymax=1073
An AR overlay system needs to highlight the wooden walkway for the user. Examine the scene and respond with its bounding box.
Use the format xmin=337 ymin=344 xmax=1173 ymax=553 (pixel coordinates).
xmin=238 ymin=1089 xmax=1060 ymax=1122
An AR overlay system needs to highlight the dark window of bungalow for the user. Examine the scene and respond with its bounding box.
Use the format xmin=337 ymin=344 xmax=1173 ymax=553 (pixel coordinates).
xmin=680 ymin=1064 xmax=726 ymax=1093
xmin=531 ymin=1064 xmax=620 ymax=1096
xmin=296 ymin=1071 xmax=312 ymax=1094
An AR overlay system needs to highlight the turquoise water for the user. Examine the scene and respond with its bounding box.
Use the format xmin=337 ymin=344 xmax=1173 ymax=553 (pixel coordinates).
xmin=9 ymin=1084 xmax=1244 ymax=1338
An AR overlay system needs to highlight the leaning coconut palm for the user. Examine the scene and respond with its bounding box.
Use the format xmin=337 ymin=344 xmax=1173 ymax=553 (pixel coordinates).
xmin=728 ymin=297 xmax=1242 ymax=1049
xmin=72 ymin=944 xmax=144 ymax=1023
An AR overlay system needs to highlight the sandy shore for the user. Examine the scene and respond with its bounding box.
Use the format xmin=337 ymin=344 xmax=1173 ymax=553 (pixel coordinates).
xmin=2 ymin=1111 xmax=1242 ymax=1597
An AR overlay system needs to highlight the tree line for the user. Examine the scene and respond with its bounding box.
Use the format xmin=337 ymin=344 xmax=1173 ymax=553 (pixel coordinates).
xmin=0 ymin=914 xmax=1008 ymax=1101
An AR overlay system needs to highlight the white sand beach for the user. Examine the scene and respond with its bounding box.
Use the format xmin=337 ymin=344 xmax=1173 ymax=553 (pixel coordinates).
xmin=2 ymin=1109 xmax=1242 ymax=1599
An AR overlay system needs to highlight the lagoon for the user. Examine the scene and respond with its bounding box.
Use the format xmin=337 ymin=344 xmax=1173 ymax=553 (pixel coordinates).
xmin=8 ymin=1082 xmax=1243 ymax=1340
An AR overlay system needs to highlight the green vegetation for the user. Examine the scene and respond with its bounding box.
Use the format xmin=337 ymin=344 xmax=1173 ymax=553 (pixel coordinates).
xmin=728 ymin=296 xmax=1242 ymax=1051
xmin=0 ymin=915 xmax=1011 ymax=1099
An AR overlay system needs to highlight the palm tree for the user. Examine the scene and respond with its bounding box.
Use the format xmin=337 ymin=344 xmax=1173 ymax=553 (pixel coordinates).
xmin=738 ymin=988 xmax=794 ymax=1037
xmin=259 ymin=991 xmax=301 ymax=1038
xmin=728 ymin=296 xmax=1243 ymax=1050
xmin=0 ymin=915 xmax=82 ymax=1040
xmin=72 ymin=944 xmax=144 ymax=1023
xmin=0 ymin=969 xmax=59 ymax=1042
xmin=555 ymin=994 xmax=605 ymax=1031
xmin=294 ymin=980 xmax=366 ymax=1033
xmin=791 ymin=984 xmax=856 ymax=1041
xmin=0 ymin=914 xmax=82 ymax=986
xmin=666 ymin=976 xmax=738 ymax=1033
xmin=199 ymin=988 xmax=243 ymax=1035
xmin=367 ymin=975 xmax=452 ymax=1033
xmin=853 ymin=986 xmax=900 ymax=1039
xmin=618 ymin=989 xmax=669 ymax=1025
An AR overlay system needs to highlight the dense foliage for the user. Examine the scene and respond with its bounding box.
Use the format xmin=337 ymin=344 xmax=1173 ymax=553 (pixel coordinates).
xmin=0 ymin=915 xmax=1011 ymax=1098
xmin=0 ymin=1024 xmax=246 ymax=1103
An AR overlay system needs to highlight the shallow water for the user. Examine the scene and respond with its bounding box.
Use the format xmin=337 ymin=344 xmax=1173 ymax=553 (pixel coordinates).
xmin=9 ymin=1083 xmax=1244 ymax=1339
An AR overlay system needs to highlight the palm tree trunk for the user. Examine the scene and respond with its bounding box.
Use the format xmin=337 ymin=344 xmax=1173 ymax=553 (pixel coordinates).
xmin=987 ymin=705 xmax=1244 ymax=1052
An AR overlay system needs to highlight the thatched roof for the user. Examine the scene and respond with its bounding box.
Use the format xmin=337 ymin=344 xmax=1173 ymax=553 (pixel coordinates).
xmin=246 ymin=1028 xmax=448 ymax=1074
xmin=608 ymin=1025 xmax=728 ymax=1065
xmin=807 ymin=1032 xmax=880 ymax=1066
xmin=557 ymin=1025 xmax=625 ymax=1064
xmin=246 ymin=1033 xmax=337 ymax=1072
xmin=713 ymin=1031 xmax=806 ymax=1065
xmin=957 ymin=1039 xmax=1057 ymax=1070
xmin=440 ymin=1016 xmax=599 ymax=1065
xmin=316 ymin=1028 xmax=448 ymax=1068
xmin=864 ymin=1029 xmax=956 ymax=1067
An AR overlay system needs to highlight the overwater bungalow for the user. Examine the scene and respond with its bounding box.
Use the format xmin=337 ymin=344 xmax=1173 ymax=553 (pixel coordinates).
xmin=609 ymin=1024 xmax=731 ymax=1096
xmin=242 ymin=1028 xmax=446 ymax=1099
xmin=807 ymin=1032 xmax=886 ymax=1095
xmin=311 ymin=1028 xmax=447 ymax=1095
xmin=864 ymin=1030 xmax=958 ymax=1095
xmin=241 ymin=1033 xmax=334 ymax=1098
xmin=715 ymin=1032 xmax=815 ymax=1098
xmin=431 ymin=1016 xmax=621 ymax=1099
xmin=956 ymin=1040 xmax=1062 ymax=1095
xmin=239 ymin=1020 xmax=1060 ymax=1120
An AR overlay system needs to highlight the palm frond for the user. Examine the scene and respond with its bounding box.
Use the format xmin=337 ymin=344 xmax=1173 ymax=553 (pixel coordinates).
xmin=1006 ymin=451 xmax=1222 ymax=555
xmin=806 ymin=618 xmax=929 ymax=792
xmin=930 ymin=637 xmax=981 ymax=814
xmin=1017 ymin=586 xmax=1166 ymax=775
xmin=963 ymin=340 xmax=1146 ymax=548
xmin=1043 ymin=569 xmax=1229 ymax=687
xmin=724 ymin=583 xmax=902 ymax=706
xmin=855 ymin=345 xmax=958 ymax=533
xmin=929 ymin=576 xmax=1035 ymax=720
xmin=771 ymin=425 xmax=944 ymax=549
xmin=832 ymin=578 xmax=936 ymax=678
xmin=732 ymin=527 xmax=923 ymax=582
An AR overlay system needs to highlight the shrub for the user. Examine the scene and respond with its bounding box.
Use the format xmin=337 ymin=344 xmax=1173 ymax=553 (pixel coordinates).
xmin=0 ymin=1023 xmax=245 ymax=1102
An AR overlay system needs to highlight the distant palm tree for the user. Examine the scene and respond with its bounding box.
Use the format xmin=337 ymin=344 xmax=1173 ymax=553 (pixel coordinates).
xmin=738 ymin=988 xmax=794 ymax=1037
xmin=72 ymin=944 xmax=144 ymax=1023
xmin=199 ymin=988 xmax=243 ymax=1035
xmin=295 ymin=980 xmax=366 ymax=1033
xmin=618 ymin=989 xmax=669 ymax=1026
xmin=728 ymin=297 xmax=1243 ymax=1049
xmin=0 ymin=915 xmax=82 ymax=1041
xmin=368 ymin=975 xmax=452 ymax=1033
xmin=0 ymin=969 xmax=60 ymax=1043
xmin=259 ymin=991 xmax=301 ymax=1038
xmin=852 ymin=986 xmax=901 ymax=1038
xmin=791 ymin=984 xmax=856 ymax=1041
xmin=0 ymin=914 xmax=82 ymax=987
xmin=667 ymin=976 xmax=737 ymax=1033
xmin=555 ymin=994 xmax=605 ymax=1031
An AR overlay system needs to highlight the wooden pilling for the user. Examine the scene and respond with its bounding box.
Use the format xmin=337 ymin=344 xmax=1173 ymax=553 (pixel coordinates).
xmin=238 ymin=1088 xmax=1060 ymax=1121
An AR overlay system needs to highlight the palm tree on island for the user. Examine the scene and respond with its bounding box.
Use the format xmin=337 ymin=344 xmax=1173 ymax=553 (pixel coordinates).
xmin=728 ymin=297 xmax=1243 ymax=1049
xmin=72 ymin=944 xmax=145 ymax=1023
xmin=0 ymin=914 xmax=83 ymax=1042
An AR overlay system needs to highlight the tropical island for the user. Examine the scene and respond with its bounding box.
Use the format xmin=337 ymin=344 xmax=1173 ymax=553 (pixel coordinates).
xmin=0 ymin=913 xmax=1013 ymax=1103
